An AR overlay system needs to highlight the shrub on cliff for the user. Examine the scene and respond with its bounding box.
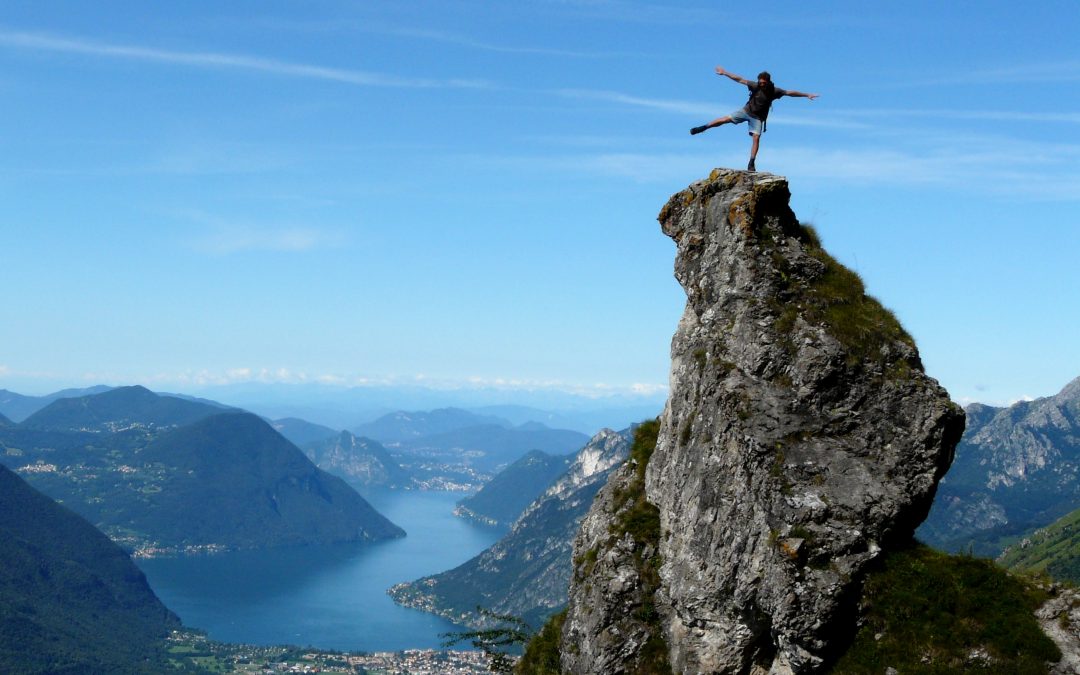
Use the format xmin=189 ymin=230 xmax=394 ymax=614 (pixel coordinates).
xmin=833 ymin=542 xmax=1059 ymax=673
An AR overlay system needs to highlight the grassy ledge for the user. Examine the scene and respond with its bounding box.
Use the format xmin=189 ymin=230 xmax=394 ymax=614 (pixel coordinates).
xmin=832 ymin=542 xmax=1060 ymax=674
xmin=768 ymin=223 xmax=916 ymax=373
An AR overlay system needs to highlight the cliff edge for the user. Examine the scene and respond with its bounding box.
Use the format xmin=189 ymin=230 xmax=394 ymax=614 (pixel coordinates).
xmin=560 ymin=170 xmax=965 ymax=674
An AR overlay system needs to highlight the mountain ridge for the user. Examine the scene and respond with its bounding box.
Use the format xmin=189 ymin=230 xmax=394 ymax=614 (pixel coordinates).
xmin=919 ymin=374 xmax=1080 ymax=555
xmin=303 ymin=430 xmax=412 ymax=489
xmin=0 ymin=385 xmax=115 ymax=422
xmin=454 ymin=449 xmax=572 ymax=528
xmin=389 ymin=427 xmax=632 ymax=629
xmin=21 ymin=385 xmax=229 ymax=432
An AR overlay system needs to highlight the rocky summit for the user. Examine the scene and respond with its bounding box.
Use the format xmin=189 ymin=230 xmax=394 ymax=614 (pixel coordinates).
xmin=560 ymin=170 xmax=965 ymax=674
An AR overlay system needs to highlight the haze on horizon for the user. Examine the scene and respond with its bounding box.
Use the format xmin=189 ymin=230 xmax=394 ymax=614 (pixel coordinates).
xmin=2 ymin=1 xmax=1078 ymax=409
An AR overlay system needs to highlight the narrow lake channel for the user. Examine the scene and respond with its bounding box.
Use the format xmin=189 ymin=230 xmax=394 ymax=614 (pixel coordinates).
xmin=136 ymin=489 xmax=502 ymax=651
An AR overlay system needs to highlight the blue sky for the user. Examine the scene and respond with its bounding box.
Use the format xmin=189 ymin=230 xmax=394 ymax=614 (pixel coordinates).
xmin=1 ymin=0 xmax=1078 ymax=408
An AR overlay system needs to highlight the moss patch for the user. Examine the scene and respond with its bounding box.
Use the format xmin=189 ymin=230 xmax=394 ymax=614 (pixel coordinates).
xmin=832 ymin=542 xmax=1060 ymax=674
xmin=606 ymin=419 xmax=672 ymax=675
xmin=768 ymin=224 xmax=915 ymax=372
xmin=515 ymin=608 xmax=566 ymax=675
xmin=612 ymin=419 xmax=662 ymax=542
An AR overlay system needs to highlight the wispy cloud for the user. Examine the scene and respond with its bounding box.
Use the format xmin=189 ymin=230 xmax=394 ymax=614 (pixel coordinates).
xmin=895 ymin=60 xmax=1080 ymax=87
xmin=552 ymin=87 xmax=1080 ymax=133
xmin=553 ymin=88 xmax=870 ymax=129
xmin=770 ymin=144 xmax=1080 ymax=200
xmin=459 ymin=374 xmax=667 ymax=398
xmin=534 ymin=0 xmax=871 ymax=29
xmin=376 ymin=26 xmax=632 ymax=58
xmin=190 ymin=224 xmax=346 ymax=255
xmin=495 ymin=135 xmax=1080 ymax=199
xmin=847 ymin=108 xmax=1080 ymax=125
xmin=0 ymin=28 xmax=490 ymax=89
xmin=136 ymin=368 xmax=669 ymax=398
xmin=555 ymin=88 xmax=716 ymax=116
xmin=573 ymin=152 xmax=718 ymax=182
xmin=176 ymin=208 xmax=347 ymax=254
xmin=148 ymin=142 xmax=294 ymax=176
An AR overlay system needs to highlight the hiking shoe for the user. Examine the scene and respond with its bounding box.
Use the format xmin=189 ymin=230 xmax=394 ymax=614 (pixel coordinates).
xmin=747 ymin=159 xmax=756 ymax=172
xmin=690 ymin=125 xmax=708 ymax=135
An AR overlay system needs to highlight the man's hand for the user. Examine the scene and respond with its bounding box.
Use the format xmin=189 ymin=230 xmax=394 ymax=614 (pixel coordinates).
xmin=715 ymin=66 xmax=726 ymax=76
xmin=808 ymin=93 xmax=820 ymax=101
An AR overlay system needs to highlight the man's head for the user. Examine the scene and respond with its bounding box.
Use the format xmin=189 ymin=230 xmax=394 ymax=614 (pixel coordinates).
xmin=757 ymin=71 xmax=772 ymax=87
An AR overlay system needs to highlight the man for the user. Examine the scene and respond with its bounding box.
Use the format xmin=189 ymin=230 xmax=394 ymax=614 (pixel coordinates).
xmin=690 ymin=67 xmax=819 ymax=172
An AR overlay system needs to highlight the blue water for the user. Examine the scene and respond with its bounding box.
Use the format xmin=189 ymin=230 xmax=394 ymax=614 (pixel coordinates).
xmin=136 ymin=490 xmax=502 ymax=651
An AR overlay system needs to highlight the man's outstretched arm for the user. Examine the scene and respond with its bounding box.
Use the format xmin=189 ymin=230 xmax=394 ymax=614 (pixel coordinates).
xmin=714 ymin=66 xmax=751 ymax=86
xmin=783 ymin=89 xmax=820 ymax=101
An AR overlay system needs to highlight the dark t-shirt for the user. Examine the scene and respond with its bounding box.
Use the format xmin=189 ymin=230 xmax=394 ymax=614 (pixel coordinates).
xmin=744 ymin=84 xmax=787 ymax=120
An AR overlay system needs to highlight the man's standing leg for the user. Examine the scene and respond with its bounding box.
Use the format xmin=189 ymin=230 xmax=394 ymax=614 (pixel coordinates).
xmin=747 ymin=132 xmax=760 ymax=171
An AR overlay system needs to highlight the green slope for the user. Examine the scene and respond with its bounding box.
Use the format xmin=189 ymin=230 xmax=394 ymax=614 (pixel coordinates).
xmin=833 ymin=543 xmax=1059 ymax=673
xmin=126 ymin=412 xmax=406 ymax=550
xmin=0 ymin=465 xmax=179 ymax=674
xmin=999 ymin=506 xmax=1080 ymax=584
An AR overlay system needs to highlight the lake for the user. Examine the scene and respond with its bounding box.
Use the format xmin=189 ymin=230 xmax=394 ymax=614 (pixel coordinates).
xmin=136 ymin=489 xmax=502 ymax=652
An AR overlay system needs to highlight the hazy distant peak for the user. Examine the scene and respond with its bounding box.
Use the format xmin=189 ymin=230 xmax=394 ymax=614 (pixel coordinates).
xmin=21 ymin=384 xmax=226 ymax=432
xmin=269 ymin=416 xmax=339 ymax=447
xmin=517 ymin=421 xmax=551 ymax=431
xmin=352 ymin=406 xmax=513 ymax=442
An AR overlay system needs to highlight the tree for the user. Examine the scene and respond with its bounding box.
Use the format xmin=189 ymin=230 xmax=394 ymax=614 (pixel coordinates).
xmin=441 ymin=607 xmax=532 ymax=673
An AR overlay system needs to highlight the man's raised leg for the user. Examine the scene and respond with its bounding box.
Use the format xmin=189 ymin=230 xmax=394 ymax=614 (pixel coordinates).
xmin=691 ymin=116 xmax=733 ymax=135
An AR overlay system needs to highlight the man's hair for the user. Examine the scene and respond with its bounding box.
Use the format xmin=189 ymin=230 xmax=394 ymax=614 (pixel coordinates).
xmin=755 ymin=71 xmax=775 ymax=100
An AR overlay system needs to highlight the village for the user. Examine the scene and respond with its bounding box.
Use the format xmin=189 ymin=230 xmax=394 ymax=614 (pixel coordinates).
xmin=167 ymin=630 xmax=498 ymax=674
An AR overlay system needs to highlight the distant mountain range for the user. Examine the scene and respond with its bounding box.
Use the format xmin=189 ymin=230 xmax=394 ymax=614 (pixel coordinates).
xmin=919 ymin=376 xmax=1080 ymax=556
xmin=0 ymin=387 xmax=404 ymax=555
xmin=454 ymin=450 xmax=572 ymax=527
xmin=352 ymin=407 xmax=513 ymax=443
xmin=389 ymin=427 xmax=633 ymax=629
xmin=21 ymin=385 xmax=229 ymax=432
xmin=183 ymin=381 xmax=666 ymax=433
xmin=468 ymin=404 xmax=664 ymax=436
xmin=0 ymin=385 xmax=115 ymax=423
xmin=393 ymin=424 xmax=589 ymax=474
xmin=0 ymin=464 xmax=179 ymax=672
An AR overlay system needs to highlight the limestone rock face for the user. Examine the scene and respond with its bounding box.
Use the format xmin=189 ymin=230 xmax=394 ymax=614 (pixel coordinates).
xmin=561 ymin=170 xmax=965 ymax=674
xmin=1037 ymin=586 xmax=1080 ymax=674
